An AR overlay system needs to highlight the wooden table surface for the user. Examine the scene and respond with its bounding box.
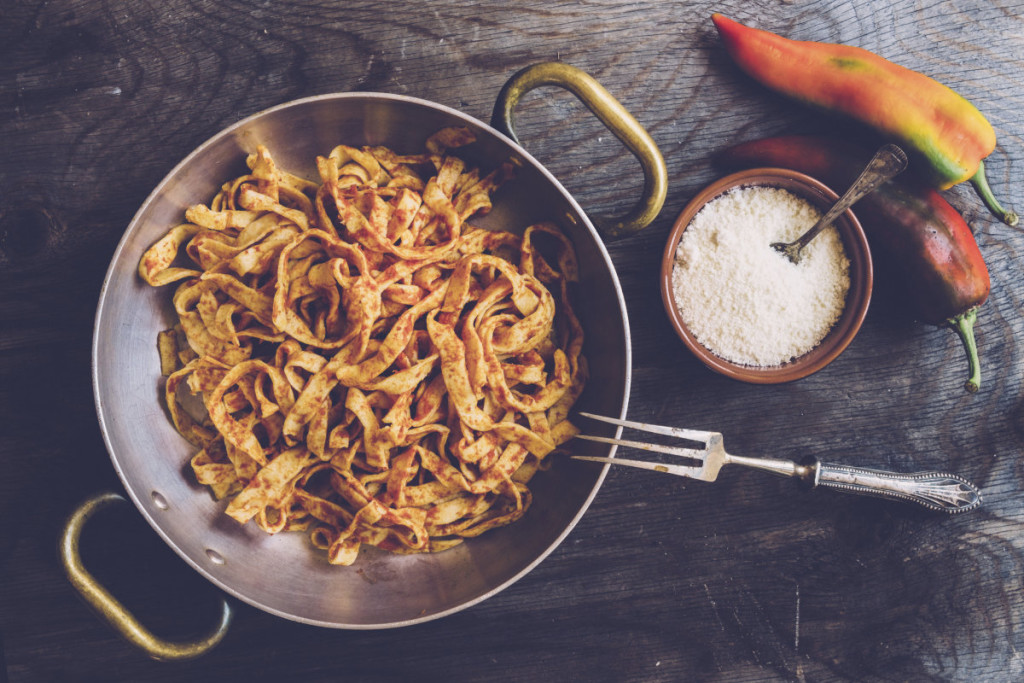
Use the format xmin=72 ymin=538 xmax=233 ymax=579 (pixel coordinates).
xmin=4 ymin=0 xmax=1024 ymax=680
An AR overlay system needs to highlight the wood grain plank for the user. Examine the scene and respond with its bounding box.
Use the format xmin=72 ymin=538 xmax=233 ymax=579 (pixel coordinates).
xmin=4 ymin=0 xmax=1024 ymax=681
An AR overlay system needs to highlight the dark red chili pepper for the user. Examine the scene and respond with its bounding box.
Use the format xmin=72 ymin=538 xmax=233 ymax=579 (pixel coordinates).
xmin=715 ymin=135 xmax=990 ymax=393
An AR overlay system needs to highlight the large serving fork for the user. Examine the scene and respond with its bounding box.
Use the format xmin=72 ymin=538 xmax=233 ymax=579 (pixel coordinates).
xmin=572 ymin=413 xmax=981 ymax=513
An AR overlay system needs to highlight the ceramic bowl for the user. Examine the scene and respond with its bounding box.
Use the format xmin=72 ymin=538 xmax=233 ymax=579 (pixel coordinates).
xmin=660 ymin=167 xmax=873 ymax=384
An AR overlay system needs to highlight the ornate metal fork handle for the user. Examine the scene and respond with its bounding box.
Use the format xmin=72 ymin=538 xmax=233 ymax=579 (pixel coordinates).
xmin=804 ymin=459 xmax=981 ymax=513
xmin=721 ymin=453 xmax=981 ymax=513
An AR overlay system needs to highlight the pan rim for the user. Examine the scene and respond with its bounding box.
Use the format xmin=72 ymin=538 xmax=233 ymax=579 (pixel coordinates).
xmin=91 ymin=91 xmax=631 ymax=628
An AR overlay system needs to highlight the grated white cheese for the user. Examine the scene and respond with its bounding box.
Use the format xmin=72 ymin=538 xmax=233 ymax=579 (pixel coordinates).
xmin=671 ymin=185 xmax=851 ymax=367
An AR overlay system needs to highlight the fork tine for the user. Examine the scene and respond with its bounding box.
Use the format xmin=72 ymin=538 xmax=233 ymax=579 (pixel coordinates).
xmin=577 ymin=412 xmax=715 ymax=443
xmin=572 ymin=455 xmax=705 ymax=479
xmin=574 ymin=433 xmax=706 ymax=461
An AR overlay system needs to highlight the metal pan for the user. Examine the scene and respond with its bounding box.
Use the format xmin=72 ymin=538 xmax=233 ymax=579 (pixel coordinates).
xmin=70 ymin=63 xmax=666 ymax=657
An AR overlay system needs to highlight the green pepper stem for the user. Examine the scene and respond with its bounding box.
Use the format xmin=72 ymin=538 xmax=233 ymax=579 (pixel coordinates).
xmin=947 ymin=308 xmax=981 ymax=393
xmin=970 ymin=161 xmax=1018 ymax=226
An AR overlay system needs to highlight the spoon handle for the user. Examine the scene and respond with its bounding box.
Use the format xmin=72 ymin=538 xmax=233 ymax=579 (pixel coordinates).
xmin=793 ymin=143 xmax=908 ymax=251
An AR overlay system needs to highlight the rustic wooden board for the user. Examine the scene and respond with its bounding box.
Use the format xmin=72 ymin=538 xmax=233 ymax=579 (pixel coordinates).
xmin=3 ymin=0 xmax=1024 ymax=680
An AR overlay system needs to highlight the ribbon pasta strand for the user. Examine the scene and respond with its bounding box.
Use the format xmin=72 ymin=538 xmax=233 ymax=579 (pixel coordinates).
xmin=140 ymin=127 xmax=585 ymax=565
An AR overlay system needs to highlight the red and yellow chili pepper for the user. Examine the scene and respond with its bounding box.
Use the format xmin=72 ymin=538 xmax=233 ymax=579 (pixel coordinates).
xmin=711 ymin=13 xmax=1017 ymax=226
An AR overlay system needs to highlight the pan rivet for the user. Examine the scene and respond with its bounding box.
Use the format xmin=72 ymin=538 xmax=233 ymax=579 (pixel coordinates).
xmin=206 ymin=549 xmax=226 ymax=565
xmin=151 ymin=491 xmax=169 ymax=510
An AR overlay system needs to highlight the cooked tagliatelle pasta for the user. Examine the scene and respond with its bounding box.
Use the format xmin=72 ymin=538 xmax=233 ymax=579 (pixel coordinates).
xmin=138 ymin=127 xmax=586 ymax=565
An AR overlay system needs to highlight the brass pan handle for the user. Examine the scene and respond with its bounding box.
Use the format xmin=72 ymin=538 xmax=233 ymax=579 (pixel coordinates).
xmin=491 ymin=61 xmax=668 ymax=238
xmin=60 ymin=492 xmax=232 ymax=661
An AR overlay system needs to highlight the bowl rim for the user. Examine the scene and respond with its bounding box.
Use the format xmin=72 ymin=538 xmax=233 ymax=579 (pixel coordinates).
xmin=659 ymin=167 xmax=873 ymax=384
